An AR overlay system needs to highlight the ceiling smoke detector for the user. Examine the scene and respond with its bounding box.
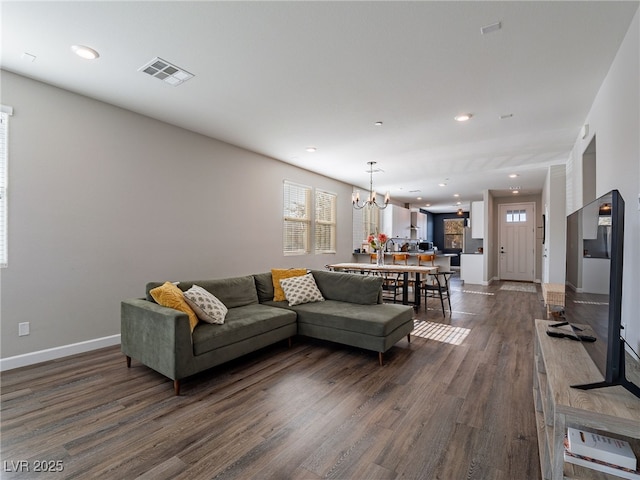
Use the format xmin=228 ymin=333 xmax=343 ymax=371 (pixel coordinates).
xmin=139 ymin=57 xmax=194 ymax=86
xmin=481 ymin=21 xmax=502 ymax=35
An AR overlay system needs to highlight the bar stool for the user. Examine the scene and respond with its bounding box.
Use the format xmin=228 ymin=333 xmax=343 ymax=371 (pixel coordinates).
xmin=417 ymin=253 xmax=435 ymax=267
xmin=416 ymin=253 xmax=436 ymax=301
xmin=391 ymin=253 xmax=409 ymax=265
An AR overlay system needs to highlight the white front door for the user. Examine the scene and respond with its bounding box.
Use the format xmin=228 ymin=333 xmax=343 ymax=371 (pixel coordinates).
xmin=499 ymin=203 xmax=535 ymax=282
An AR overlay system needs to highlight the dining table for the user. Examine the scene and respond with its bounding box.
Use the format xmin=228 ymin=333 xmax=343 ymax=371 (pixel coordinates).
xmin=326 ymin=263 xmax=439 ymax=307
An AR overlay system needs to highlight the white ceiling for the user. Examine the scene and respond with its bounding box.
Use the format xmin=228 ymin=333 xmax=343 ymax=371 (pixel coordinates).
xmin=2 ymin=1 xmax=638 ymax=212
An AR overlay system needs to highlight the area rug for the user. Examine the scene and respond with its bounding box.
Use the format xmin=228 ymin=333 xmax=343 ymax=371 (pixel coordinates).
xmin=499 ymin=282 xmax=537 ymax=293
xmin=412 ymin=320 xmax=470 ymax=345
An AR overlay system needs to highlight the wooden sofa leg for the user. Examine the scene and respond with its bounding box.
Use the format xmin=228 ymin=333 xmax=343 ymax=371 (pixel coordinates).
xmin=288 ymin=337 xmax=292 ymax=348
xmin=126 ymin=356 xmax=131 ymax=368
xmin=379 ymin=352 xmax=384 ymax=366
xmin=174 ymin=380 xmax=181 ymax=396
xmin=407 ymin=333 xmax=411 ymax=343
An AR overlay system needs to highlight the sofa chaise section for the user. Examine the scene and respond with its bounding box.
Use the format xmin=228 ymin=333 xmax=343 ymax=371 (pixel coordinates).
xmin=254 ymin=269 xmax=414 ymax=365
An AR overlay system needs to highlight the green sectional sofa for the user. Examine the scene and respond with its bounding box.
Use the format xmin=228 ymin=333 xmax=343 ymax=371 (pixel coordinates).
xmin=121 ymin=269 xmax=414 ymax=395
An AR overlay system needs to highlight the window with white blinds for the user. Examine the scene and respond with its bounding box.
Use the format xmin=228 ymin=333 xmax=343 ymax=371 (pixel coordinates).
xmin=283 ymin=181 xmax=311 ymax=255
xmin=0 ymin=111 xmax=8 ymax=268
xmin=315 ymin=189 xmax=336 ymax=253
xmin=362 ymin=203 xmax=380 ymax=238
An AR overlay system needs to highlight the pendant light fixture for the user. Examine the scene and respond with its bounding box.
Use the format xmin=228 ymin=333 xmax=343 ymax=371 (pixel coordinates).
xmin=352 ymin=161 xmax=390 ymax=210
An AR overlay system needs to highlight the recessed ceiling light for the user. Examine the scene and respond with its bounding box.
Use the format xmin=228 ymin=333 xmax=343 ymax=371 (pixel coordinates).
xmin=306 ymin=146 xmax=317 ymax=153
xmin=453 ymin=193 xmax=460 ymax=197
xmin=438 ymin=183 xmax=447 ymax=187
xmin=454 ymin=114 xmax=472 ymax=122
xmin=71 ymin=45 xmax=99 ymax=60
xmin=509 ymin=173 xmax=519 ymax=178
xmin=374 ymin=121 xmax=383 ymax=126
xmin=512 ymin=190 xmax=519 ymax=194
xmin=416 ymin=197 xmax=422 ymax=200
xmin=425 ymin=203 xmax=431 ymax=207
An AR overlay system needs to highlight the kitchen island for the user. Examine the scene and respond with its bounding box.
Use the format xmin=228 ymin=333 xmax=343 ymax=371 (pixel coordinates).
xmin=352 ymin=252 xmax=456 ymax=271
xmin=460 ymin=253 xmax=485 ymax=285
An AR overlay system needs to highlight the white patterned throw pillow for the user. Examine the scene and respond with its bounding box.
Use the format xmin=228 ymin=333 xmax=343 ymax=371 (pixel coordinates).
xmin=279 ymin=273 xmax=325 ymax=306
xmin=183 ymin=285 xmax=228 ymax=324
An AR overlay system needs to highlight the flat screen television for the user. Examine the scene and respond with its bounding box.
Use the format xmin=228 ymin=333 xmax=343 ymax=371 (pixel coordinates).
xmin=564 ymin=189 xmax=640 ymax=398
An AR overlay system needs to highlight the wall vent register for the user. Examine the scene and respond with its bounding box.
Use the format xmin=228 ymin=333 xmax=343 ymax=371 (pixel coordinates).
xmin=138 ymin=57 xmax=194 ymax=86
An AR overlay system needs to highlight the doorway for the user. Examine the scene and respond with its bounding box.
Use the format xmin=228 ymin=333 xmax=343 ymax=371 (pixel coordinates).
xmin=499 ymin=202 xmax=535 ymax=282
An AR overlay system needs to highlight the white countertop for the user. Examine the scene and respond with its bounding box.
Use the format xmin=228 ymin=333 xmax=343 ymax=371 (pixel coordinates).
xmin=354 ymin=252 xmax=457 ymax=256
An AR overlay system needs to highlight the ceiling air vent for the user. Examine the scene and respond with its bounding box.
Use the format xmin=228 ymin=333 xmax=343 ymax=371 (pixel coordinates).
xmin=138 ymin=57 xmax=194 ymax=86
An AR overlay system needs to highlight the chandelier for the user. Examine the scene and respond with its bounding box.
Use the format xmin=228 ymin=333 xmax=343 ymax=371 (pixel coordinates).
xmin=352 ymin=161 xmax=390 ymax=210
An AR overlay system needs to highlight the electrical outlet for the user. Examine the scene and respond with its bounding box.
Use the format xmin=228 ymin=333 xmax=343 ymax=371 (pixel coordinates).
xmin=18 ymin=322 xmax=29 ymax=336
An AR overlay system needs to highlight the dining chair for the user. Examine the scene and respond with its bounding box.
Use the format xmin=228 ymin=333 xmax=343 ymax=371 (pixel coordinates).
xmin=387 ymin=253 xmax=411 ymax=303
xmin=422 ymin=271 xmax=453 ymax=316
xmin=370 ymin=253 xmax=398 ymax=302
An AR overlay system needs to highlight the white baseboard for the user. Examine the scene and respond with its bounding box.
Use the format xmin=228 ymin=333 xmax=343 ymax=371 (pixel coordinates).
xmin=0 ymin=334 xmax=121 ymax=371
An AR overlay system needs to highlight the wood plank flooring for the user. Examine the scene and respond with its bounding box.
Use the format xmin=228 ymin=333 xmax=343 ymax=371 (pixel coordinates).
xmin=1 ymin=277 xmax=545 ymax=479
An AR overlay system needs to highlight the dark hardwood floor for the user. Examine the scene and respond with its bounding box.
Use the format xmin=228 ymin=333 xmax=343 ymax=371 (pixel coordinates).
xmin=1 ymin=276 xmax=545 ymax=479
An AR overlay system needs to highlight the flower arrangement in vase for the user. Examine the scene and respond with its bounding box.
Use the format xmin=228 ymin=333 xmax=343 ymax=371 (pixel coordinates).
xmin=367 ymin=233 xmax=389 ymax=266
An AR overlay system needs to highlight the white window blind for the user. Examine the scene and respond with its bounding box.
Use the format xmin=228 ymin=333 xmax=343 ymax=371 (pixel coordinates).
xmin=0 ymin=111 xmax=8 ymax=268
xmin=283 ymin=181 xmax=311 ymax=255
xmin=362 ymin=203 xmax=380 ymax=238
xmin=315 ymin=189 xmax=336 ymax=253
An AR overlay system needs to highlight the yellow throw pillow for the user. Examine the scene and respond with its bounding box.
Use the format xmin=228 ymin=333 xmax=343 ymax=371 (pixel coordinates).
xmin=271 ymin=268 xmax=307 ymax=301
xmin=150 ymin=282 xmax=199 ymax=333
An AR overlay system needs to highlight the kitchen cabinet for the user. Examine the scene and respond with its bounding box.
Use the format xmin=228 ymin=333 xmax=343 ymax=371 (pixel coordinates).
xmin=382 ymin=205 xmax=411 ymax=238
xmin=471 ymin=201 xmax=484 ymax=239
xmin=410 ymin=211 xmax=427 ymax=239
xmin=460 ymin=253 xmax=484 ymax=284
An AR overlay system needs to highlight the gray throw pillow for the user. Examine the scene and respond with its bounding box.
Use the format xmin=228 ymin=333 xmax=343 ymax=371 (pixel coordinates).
xmin=279 ymin=273 xmax=325 ymax=306
xmin=183 ymin=285 xmax=228 ymax=324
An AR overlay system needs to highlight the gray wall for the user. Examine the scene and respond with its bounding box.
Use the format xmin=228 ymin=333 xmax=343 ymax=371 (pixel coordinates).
xmin=0 ymin=70 xmax=354 ymax=359
xmin=541 ymin=165 xmax=567 ymax=284
xmin=565 ymin=9 xmax=639 ymax=352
